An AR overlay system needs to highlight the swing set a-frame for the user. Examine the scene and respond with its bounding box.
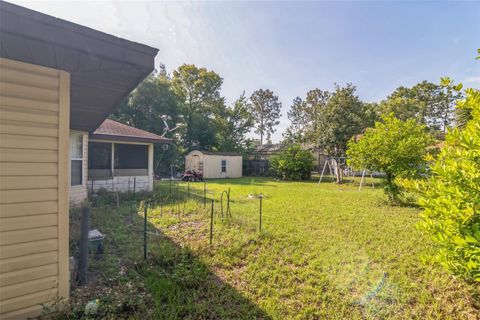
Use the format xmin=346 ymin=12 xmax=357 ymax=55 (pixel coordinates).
xmin=317 ymin=156 xmax=374 ymax=190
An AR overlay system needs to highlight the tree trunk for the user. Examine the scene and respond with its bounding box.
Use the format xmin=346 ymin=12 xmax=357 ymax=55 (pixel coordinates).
xmin=332 ymin=158 xmax=343 ymax=184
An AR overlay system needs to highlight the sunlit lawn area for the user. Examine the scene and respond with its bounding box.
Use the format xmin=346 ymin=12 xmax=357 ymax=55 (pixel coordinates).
xmin=140 ymin=177 xmax=478 ymax=319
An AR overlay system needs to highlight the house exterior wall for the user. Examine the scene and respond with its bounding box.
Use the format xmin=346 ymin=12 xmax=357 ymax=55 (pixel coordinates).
xmin=185 ymin=151 xmax=242 ymax=179
xmin=69 ymin=131 xmax=88 ymax=205
xmin=88 ymin=176 xmax=151 ymax=193
xmin=0 ymin=58 xmax=70 ymax=319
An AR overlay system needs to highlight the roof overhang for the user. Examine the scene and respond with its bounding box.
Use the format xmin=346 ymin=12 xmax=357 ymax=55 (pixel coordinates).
xmin=89 ymin=133 xmax=171 ymax=144
xmin=0 ymin=1 xmax=159 ymax=132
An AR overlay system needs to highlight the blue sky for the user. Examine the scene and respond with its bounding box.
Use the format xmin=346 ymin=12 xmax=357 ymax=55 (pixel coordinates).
xmin=13 ymin=0 xmax=480 ymax=142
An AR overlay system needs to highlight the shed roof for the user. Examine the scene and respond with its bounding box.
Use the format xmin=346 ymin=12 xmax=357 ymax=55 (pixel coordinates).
xmin=0 ymin=1 xmax=158 ymax=132
xmin=90 ymin=119 xmax=171 ymax=144
xmin=192 ymin=150 xmax=242 ymax=157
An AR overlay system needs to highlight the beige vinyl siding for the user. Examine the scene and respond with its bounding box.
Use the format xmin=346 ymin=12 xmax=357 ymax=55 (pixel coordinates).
xmin=0 ymin=58 xmax=70 ymax=319
xmin=69 ymin=132 xmax=88 ymax=205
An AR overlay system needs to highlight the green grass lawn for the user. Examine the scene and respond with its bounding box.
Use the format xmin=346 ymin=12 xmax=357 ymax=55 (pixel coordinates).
xmin=68 ymin=177 xmax=478 ymax=319
xmin=141 ymin=177 xmax=478 ymax=319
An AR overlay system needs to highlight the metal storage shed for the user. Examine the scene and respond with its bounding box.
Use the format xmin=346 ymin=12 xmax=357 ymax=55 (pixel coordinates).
xmin=185 ymin=150 xmax=242 ymax=179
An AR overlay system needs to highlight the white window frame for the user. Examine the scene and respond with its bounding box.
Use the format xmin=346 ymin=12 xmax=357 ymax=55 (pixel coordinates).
xmin=70 ymin=132 xmax=84 ymax=187
xmin=221 ymin=159 xmax=227 ymax=173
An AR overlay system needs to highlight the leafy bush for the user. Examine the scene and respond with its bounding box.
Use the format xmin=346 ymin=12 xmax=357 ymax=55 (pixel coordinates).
xmin=270 ymin=145 xmax=314 ymax=180
xmin=347 ymin=114 xmax=434 ymax=202
xmin=404 ymin=84 xmax=480 ymax=282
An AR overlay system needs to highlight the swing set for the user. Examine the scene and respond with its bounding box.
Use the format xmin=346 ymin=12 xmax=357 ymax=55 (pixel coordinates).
xmin=317 ymin=156 xmax=374 ymax=190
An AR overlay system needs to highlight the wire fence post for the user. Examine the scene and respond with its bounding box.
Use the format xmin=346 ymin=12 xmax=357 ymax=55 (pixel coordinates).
xmin=227 ymin=187 xmax=231 ymax=218
xmin=144 ymin=202 xmax=148 ymax=261
xmin=210 ymin=199 xmax=214 ymax=246
xmin=203 ymin=182 xmax=206 ymax=209
xmin=78 ymin=206 xmax=90 ymax=285
xmin=133 ymin=177 xmax=137 ymax=198
xmin=160 ymin=196 xmax=163 ymax=218
xmin=259 ymin=194 xmax=263 ymax=233
xmin=187 ymin=181 xmax=190 ymax=201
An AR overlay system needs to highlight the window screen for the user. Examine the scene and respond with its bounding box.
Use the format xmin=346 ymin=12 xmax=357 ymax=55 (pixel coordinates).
xmin=221 ymin=160 xmax=227 ymax=173
xmin=115 ymin=144 xmax=148 ymax=169
xmin=70 ymin=132 xmax=83 ymax=186
xmin=88 ymin=142 xmax=112 ymax=169
xmin=71 ymin=160 xmax=82 ymax=185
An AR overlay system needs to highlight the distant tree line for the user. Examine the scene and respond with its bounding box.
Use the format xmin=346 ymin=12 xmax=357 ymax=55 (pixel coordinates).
xmin=111 ymin=64 xmax=282 ymax=175
xmin=111 ymin=63 xmax=460 ymax=178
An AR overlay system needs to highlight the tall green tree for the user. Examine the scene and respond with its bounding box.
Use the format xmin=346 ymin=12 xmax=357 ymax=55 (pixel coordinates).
xmin=315 ymin=84 xmax=373 ymax=183
xmin=172 ymin=64 xmax=224 ymax=152
xmin=380 ymin=81 xmax=459 ymax=134
xmin=284 ymin=89 xmax=331 ymax=144
xmin=110 ymin=66 xmax=181 ymax=175
xmin=347 ymin=114 xmax=434 ymax=202
xmin=249 ymin=89 xmax=282 ymax=145
xmin=111 ymin=66 xmax=180 ymax=133
xmin=283 ymin=97 xmax=306 ymax=144
xmin=214 ymin=93 xmax=254 ymax=153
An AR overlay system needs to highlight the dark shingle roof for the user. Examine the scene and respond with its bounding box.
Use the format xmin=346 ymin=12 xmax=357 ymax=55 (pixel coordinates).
xmin=90 ymin=119 xmax=171 ymax=144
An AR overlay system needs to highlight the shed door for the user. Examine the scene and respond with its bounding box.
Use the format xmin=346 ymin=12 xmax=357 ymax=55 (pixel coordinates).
xmin=191 ymin=155 xmax=201 ymax=172
xmin=0 ymin=58 xmax=70 ymax=319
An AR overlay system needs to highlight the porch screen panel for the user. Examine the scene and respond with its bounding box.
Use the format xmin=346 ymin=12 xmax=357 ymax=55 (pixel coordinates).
xmin=115 ymin=144 xmax=148 ymax=169
xmin=88 ymin=142 xmax=111 ymax=169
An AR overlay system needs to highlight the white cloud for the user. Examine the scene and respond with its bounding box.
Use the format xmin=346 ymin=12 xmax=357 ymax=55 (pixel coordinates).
xmin=462 ymin=76 xmax=480 ymax=85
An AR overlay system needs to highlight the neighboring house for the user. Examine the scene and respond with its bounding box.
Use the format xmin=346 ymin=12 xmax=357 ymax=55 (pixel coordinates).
xmin=69 ymin=119 xmax=170 ymax=204
xmin=245 ymin=144 xmax=281 ymax=176
xmin=248 ymin=143 xmax=282 ymax=160
xmin=185 ymin=150 xmax=242 ymax=179
xmin=305 ymin=146 xmax=328 ymax=172
xmin=0 ymin=2 xmax=158 ymax=319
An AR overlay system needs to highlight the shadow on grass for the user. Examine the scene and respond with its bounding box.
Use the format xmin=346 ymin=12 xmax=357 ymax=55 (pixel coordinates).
xmin=140 ymin=204 xmax=272 ymax=319
xmin=71 ymin=197 xmax=271 ymax=319
xmin=144 ymin=237 xmax=270 ymax=319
